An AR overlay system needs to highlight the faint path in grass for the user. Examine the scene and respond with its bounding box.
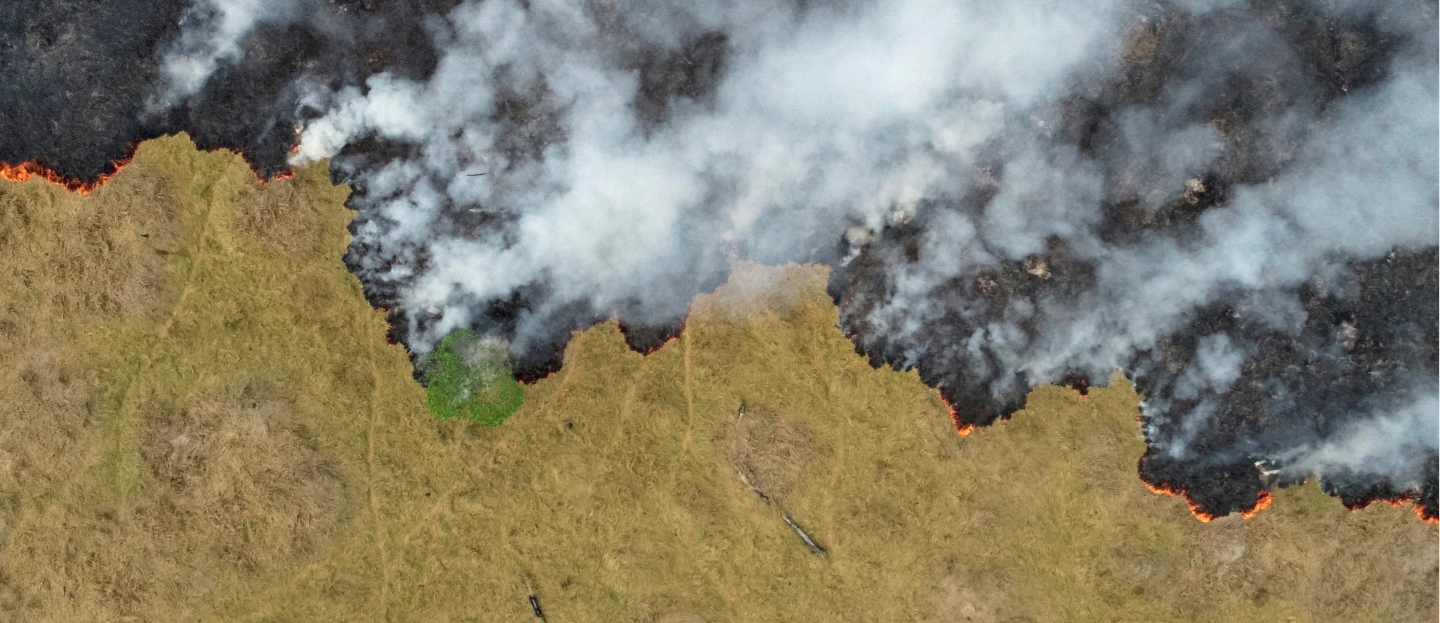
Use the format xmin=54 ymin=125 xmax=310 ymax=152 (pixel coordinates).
xmin=366 ymin=360 xmax=391 ymax=618
xmin=155 ymin=176 xmax=218 ymax=341
xmin=527 ymin=327 xmax=588 ymax=422
xmin=155 ymin=284 xmax=195 ymax=340
xmin=401 ymin=482 xmax=461 ymax=548
xmin=678 ymin=330 xmax=697 ymax=463
xmin=821 ymin=399 xmax=851 ymax=561
xmin=606 ymin=360 xmax=648 ymax=455
xmin=106 ymin=177 xmax=219 ymax=519
xmin=552 ymin=330 xmax=584 ymax=396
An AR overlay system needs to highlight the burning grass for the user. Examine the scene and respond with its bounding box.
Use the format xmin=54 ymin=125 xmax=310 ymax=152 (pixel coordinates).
xmin=1140 ymin=478 xmax=1276 ymax=524
xmin=0 ymin=157 xmax=131 ymax=195
xmin=0 ymin=146 xmax=290 ymax=198
xmin=0 ymin=135 xmax=1433 ymax=622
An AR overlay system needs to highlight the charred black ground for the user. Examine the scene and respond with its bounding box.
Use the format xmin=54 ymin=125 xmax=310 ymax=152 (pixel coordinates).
xmin=826 ymin=2 xmax=1438 ymax=519
xmin=1 ymin=0 xmax=1435 ymax=522
xmin=1 ymin=0 xmax=458 ymax=180
xmin=1133 ymin=250 xmax=1438 ymax=519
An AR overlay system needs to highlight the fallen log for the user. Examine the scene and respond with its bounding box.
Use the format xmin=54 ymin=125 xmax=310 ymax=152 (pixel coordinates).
xmin=781 ymin=514 xmax=828 ymax=557
xmin=734 ymin=468 xmax=826 ymax=557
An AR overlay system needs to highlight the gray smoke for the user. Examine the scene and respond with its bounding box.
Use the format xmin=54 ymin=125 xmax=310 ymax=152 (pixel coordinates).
xmin=150 ymin=0 xmax=304 ymax=110
xmin=152 ymin=0 xmax=1440 ymax=517
xmin=1282 ymin=384 xmax=1440 ymax=491
xmin=288 ymin=0 xmax=1134 ymax=355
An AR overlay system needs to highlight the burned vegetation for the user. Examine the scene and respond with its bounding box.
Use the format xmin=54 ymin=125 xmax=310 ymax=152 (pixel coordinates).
xmin=830 ymin=3 xmax=1438 ymax=520
xmin=0 ymin=0 xmax=463 ymax=182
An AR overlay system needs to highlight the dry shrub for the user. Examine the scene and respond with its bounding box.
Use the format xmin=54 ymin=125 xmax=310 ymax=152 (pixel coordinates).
xmin=141 ymin=379 xmax=350 ymax=572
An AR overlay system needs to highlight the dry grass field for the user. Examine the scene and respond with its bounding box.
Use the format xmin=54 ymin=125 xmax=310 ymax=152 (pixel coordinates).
xmin=0 ymin=135 xmax=1434 ymax=622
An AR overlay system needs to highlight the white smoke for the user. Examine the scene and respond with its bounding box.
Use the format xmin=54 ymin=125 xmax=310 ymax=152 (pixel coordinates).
xmin=1069 ymin=46 xmax=1436 ymax=378
xmin=884 ymin=4 xmax=1436 ymax=387
xmin=1282 ymin=385 xmax=1440 ymax=489
xmin=1102 ymin=110 xmax=1223 ymax=210
xmin=150 ymin=0 xmax=303 ymax=110
xmin=271 ymin=0 xmax=1434 ymax=498
xmin=290 ymin=0 xmax=1132 ymax=354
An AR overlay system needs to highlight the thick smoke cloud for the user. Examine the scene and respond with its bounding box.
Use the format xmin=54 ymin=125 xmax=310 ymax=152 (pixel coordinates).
xmin=284 ymin=0 xmax=1135 ymax=363
xmin=3 ymin=0 xmax=1436 ymax=521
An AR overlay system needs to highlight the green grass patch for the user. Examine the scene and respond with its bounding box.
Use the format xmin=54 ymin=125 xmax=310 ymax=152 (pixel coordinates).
xmin=422 ymin=328 xmax=524 ymax=426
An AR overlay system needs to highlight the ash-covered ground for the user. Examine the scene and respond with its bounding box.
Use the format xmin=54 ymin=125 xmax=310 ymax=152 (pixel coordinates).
xmin=1 ymin=0 xmax=1436 ymax=521
xmin=0 ymin=0 xmax=455 ymax=180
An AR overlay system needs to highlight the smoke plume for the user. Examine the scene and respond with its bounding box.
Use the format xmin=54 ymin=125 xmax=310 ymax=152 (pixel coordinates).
xmin=150 ymin=0 xmax=309 ymax=110
xmin=1 ymin=0 xmax=1435 ymax=521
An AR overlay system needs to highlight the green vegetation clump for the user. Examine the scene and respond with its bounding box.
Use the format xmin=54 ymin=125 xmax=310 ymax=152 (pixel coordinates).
xmin=422 ymin=329 xmax=524 ymax=425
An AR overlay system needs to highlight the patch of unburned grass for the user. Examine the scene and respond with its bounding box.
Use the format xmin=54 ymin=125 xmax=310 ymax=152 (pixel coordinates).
xmin=0 ymin=135 xmax=1433 ymax=622
xmin=422 ymin=329 xmax=524 ymax=426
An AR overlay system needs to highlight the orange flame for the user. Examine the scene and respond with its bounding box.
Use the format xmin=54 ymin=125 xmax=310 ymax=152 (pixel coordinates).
xmin=937 ymin=388 xmax=1433 ymax=526
xmin=0 ymin=156 xmax=131 ymax=196
xmin=1239 ymin=490 xmax=1273 ymax=520
xmin=939 ymin=394 xmax=976 ymax=437
xmin=210 ymin=145 xmax=296 ymax=187
xmin=1140 ymin=479 xmax=1277 ymax=523
xmin=1345 ymin=492 xmax=1438 ymax=525
xmin=1142 ymin=480 xmax=1217 ymax=522
xmin=1 ymin=142 xmax=296 ymax=196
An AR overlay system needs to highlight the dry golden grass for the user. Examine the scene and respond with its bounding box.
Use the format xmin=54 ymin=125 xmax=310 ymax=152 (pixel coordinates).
xmin=0 ymin=135 xmax=1433 ymax=622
